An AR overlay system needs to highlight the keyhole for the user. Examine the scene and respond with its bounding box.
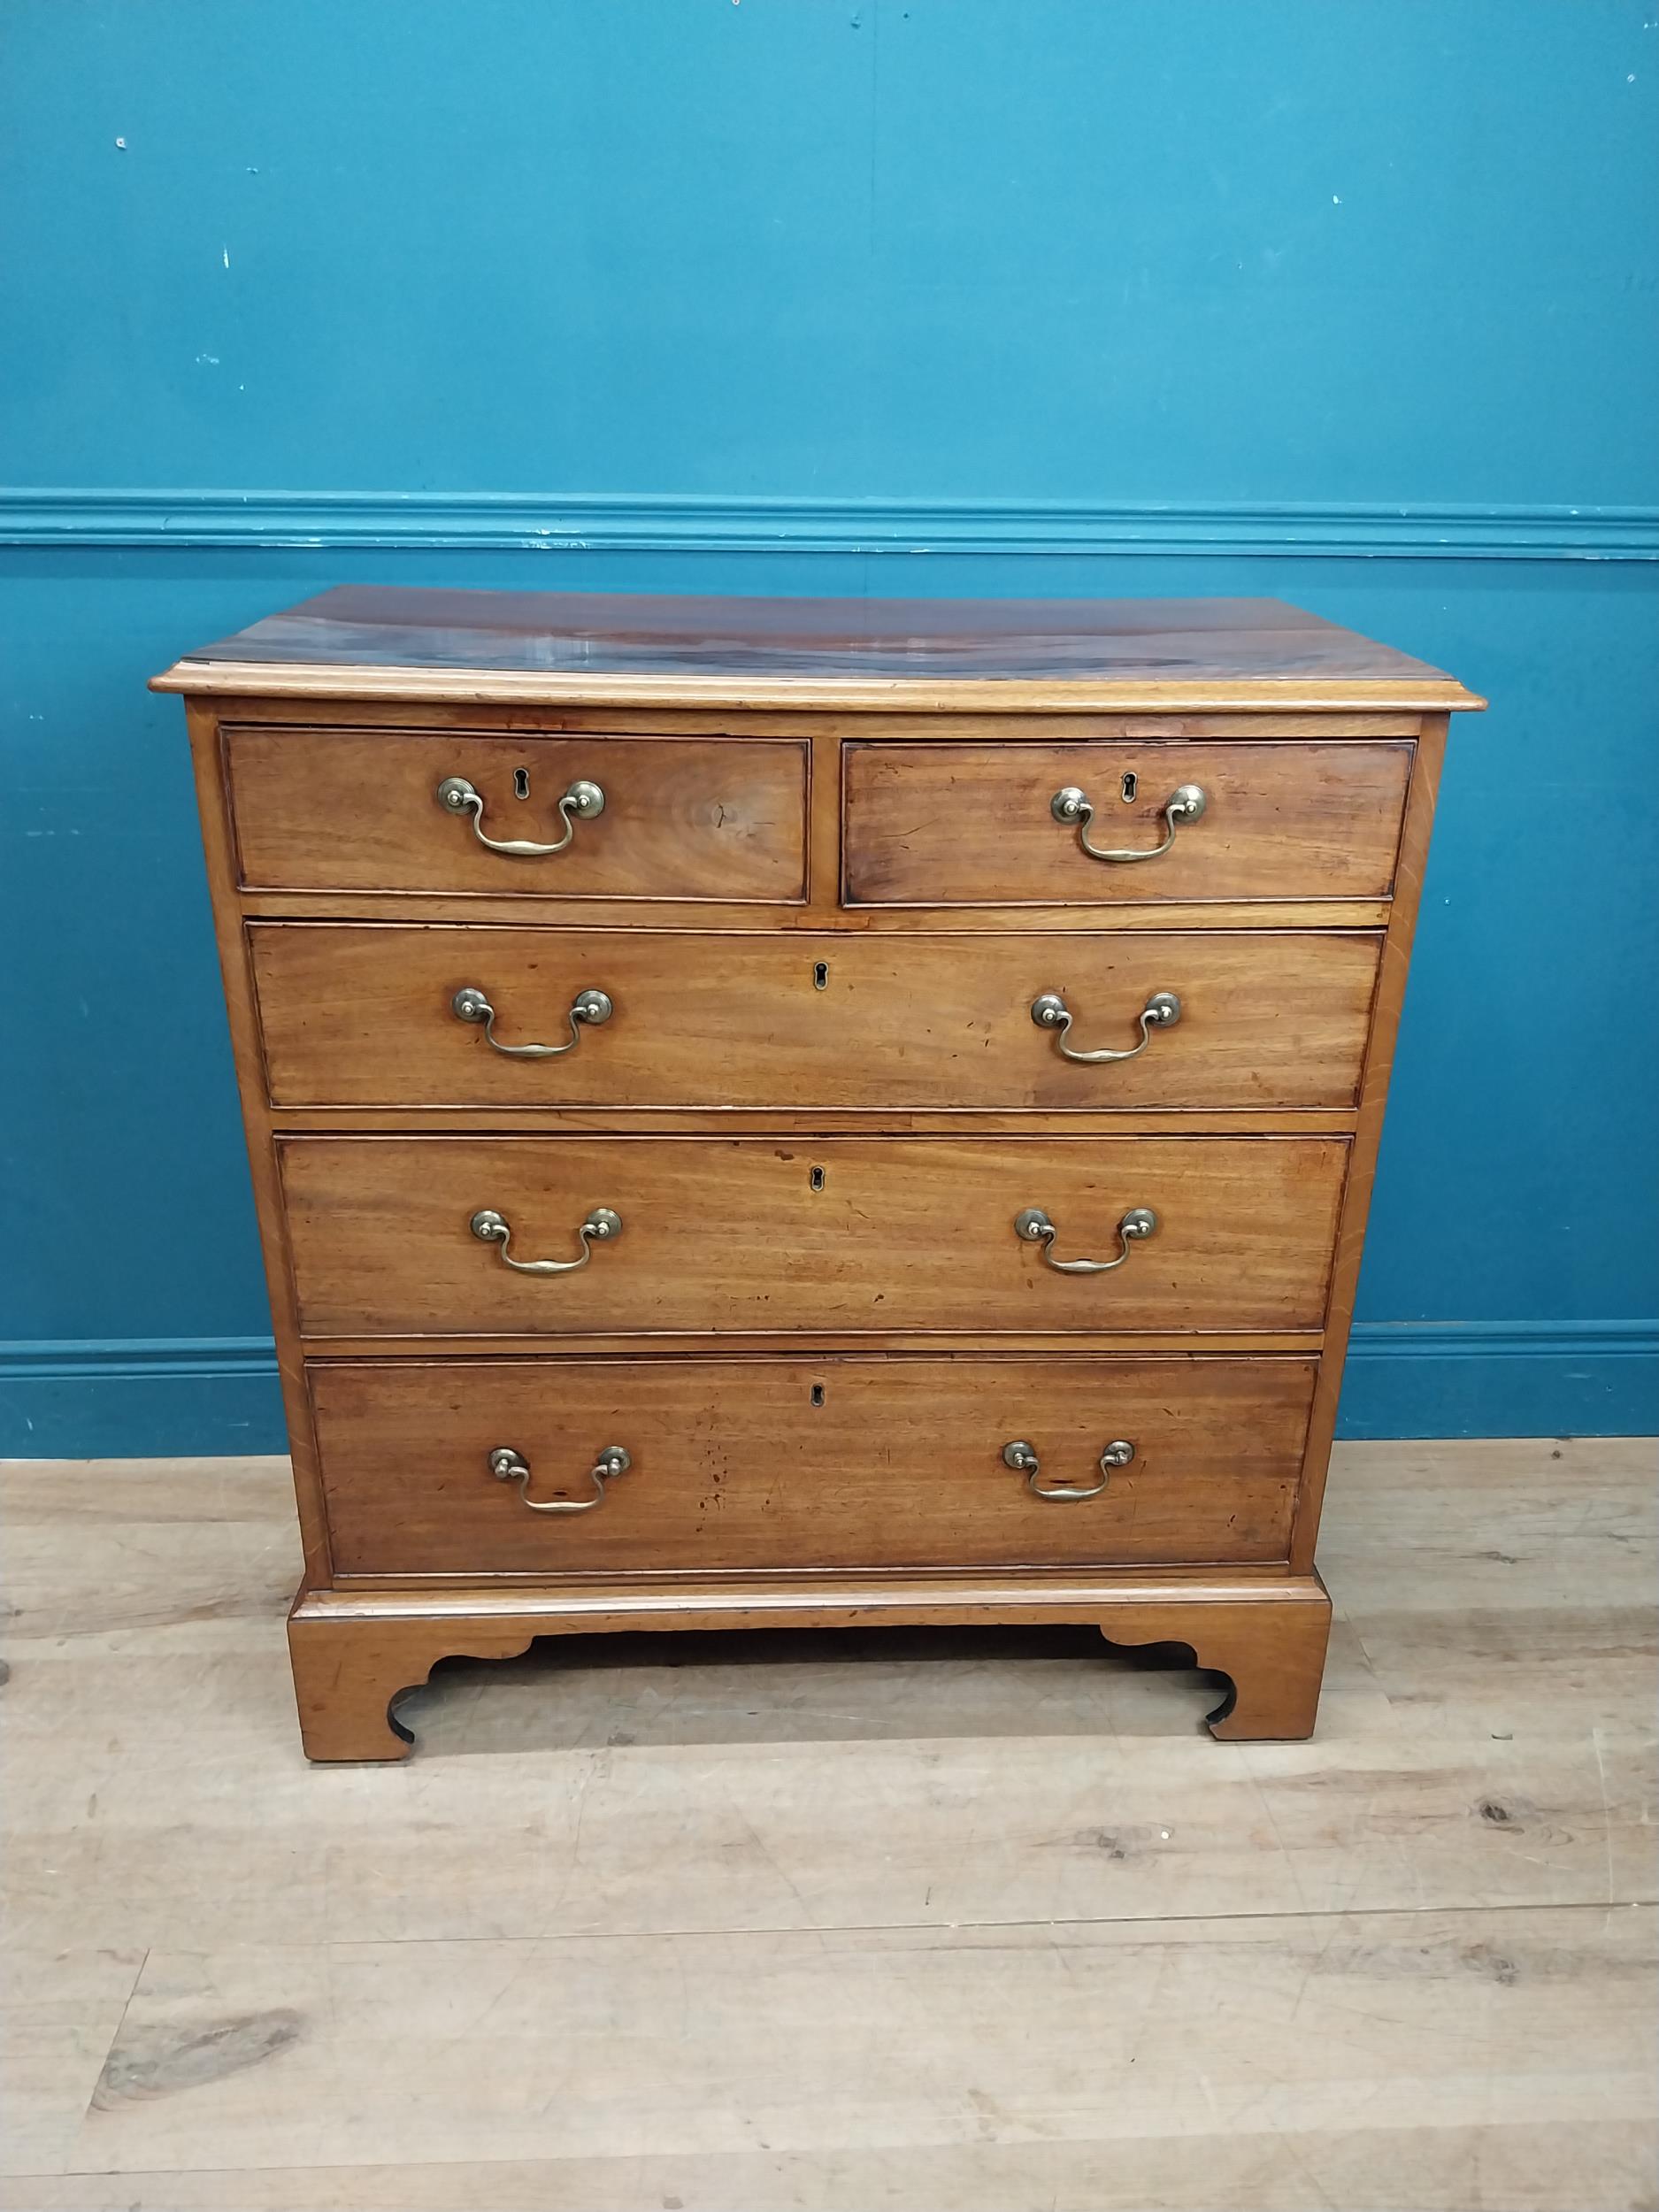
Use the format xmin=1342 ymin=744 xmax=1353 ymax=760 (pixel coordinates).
xmin=1120 ymin=771 xmax=1138 ymax=804
xmin=812 ymin=961 xmax=829 ymax=991
xmin=513 ymin=768 xmax=531 ymax=800
xmin=809 ymin=1165 xmax=826 ymax=1192
xmin=810 ymin=1383 xmax=826 ymax=1407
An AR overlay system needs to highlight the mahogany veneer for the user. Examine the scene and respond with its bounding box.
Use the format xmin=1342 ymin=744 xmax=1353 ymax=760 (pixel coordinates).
xmin=157 ymin=588 xmax=1482 ymax=1760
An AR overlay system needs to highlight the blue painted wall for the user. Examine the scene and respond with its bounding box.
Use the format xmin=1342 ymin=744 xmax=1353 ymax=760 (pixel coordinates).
xmin=3 ymin=0 xmax=1655 ymax=1452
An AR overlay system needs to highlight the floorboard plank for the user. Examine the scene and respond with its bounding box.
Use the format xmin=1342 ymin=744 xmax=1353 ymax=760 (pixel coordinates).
xmin=24 ymin=1907 xmax=1655 ymax=2189
xmin=2 ymin=1438 xmax=1655 ymax=2208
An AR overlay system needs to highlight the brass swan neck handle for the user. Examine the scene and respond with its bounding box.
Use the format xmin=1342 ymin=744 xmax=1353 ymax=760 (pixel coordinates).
xmin=436 ymin=774 xmax=605 ymax=857
xmin=1049 ymin=782 xmax=1207 ymax=864
xmin=469 ymin=1206 xmax=623 ymax=1275
xmin=1002 ymin=1438 xmax=1134 ymax=1502
xmin=489 ymin=1445 xmax=631 ymax=1512
xmin=1014 ymin=1205 xmax=1157 ymax=1275
xmin=1031 ymin=988 xmax=1180 ymax=1064
xmin=452 ymin=985 xmax=613 ymax=1058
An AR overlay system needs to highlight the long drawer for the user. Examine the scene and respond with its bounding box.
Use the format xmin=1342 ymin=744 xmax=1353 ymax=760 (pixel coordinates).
xmin=225 ymin=727 xmax=810 ymax=900
xmin=311 ymin=1355 xmax=1316 ymax=1575
xmin=278 ymin=1135 xmax=1348 ymax=1338
xmin=250 ymin=923 xmax=1382 ymax=1110
xmin=842 ymin=740 xmax=1412 ymax=904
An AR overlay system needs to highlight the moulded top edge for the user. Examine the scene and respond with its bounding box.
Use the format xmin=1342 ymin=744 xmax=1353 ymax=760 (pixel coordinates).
xmin=150 ymin=659 xmax=1484 ymax=713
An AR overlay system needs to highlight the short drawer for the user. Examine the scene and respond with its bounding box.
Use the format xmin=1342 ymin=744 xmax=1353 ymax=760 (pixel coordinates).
xmin=225 ymin=727 xmax=809 ymax=901
xmin=311 ymin=1355 xmax=1315 ymax=1575
xmin=842 ymin=740 xmax=1412 ymax=905
xmin=250 ymin=923 xmax=1381 ymax=1110
xmin=279 ymin=1134 xmax=1348 ymax=1338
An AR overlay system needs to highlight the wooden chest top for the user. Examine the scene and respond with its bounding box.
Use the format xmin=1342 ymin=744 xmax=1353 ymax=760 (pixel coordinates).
xmin=153 ymin=587 xmax=1484 ymax=714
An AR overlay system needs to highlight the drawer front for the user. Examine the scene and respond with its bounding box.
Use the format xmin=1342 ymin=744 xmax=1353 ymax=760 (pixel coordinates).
xmin=312 ymin=1356 xmax=1314 ymax=1574
xmin=251 ymin=923 xmax=1381 ymax=1110
xmin=843 ymin=740 xmax=1412 ymax=905
xmin=280 ymin=1135 xmax=1348 ymax=1338
xmin=225 ymin=727 xmax=810 ymax=901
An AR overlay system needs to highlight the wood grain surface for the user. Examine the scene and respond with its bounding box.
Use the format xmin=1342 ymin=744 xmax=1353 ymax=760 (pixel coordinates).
xmin=1291 ymin=714 xmax=1449 ymax=1571
xmin=285 ymin=1573 xmax=1333 ymax=1757
xmin=277 ymin=1133 xmax=1349 ymax=1338
xmin=225 ymin=727 xmax=810 ymax=899
xmin=151 ymin=586 xmax=1485 ymax=711
xmin=843 ymin=739 xmax=1413 ymax=903
xmin=5 ymin=1440 xmax=1647 ymax=2207
xmin=184 ymin=705 xmax=335 ymax=1587
xmin=250 ymin=923 xmax=1382 ymax=1111
xmin=310 ymin=1354 xmax=1316 ymax=1576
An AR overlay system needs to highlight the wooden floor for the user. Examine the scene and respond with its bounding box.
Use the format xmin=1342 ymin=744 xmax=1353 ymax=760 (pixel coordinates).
xmin=2 ymin=1440 xmax=1654 ymax=2212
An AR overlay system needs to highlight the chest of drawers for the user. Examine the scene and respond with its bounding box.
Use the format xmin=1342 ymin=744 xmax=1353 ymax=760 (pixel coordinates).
xmin=155 ymin=588 xmax=1481 ymax=1761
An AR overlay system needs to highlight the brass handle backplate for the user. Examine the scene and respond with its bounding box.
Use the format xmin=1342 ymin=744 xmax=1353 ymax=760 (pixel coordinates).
xmin=436 ymin=774 xmax=605 ymax=857
xmin=1050 ymin=782 xmax=1207 ymax=863
xmin=489 ymin=1444 xmax=631 ymax=1513
xmin=452 ymin=985 xmax=613 ymax=1059
xmin=1015 ymin=1204 xmax=1157 ymax=1275
xmin=470 ymin=1205 xmax=623 ymax=1275
xmin=1002 ymin=1438 xmax=1134 ymax=1502
xmin=1031 ymin=988 xmax=1181 ymax=1064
